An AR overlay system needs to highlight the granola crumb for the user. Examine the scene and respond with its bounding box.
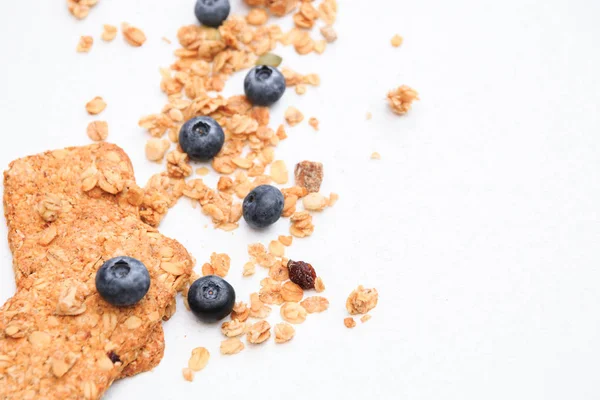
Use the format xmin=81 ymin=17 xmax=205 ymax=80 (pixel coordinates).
xmin=188 ymin=347 xmax=209 ymax=371
xmin=315 ymin=276 xmax=325 ymax=292
xmin=302 ymin=193 xmax=328 ymax=211
xmin=242 ymin=262 xmax=256 ymax=277
xmin=161 ymin=36 xmax=172 ymax=44
xmin=280 ymin=302 xmax=307 ymax=324
xmin=122 ymin=23 xmax=147 ymax=47
xmin=67 ymin=0 xmax=98 ymax=19
xmin=247 ymin=320 xmax=271 ymax=344
xmin=278 ymin=235 xmax=293 ymax=246
xmin=196 ymin=167 xmax=210 ymax=176
xmin=76 ymin=36 xmax=94 ymax=53
xmin=328 ymin=192 xmax=339 ymax=207
xmin=371 ymin=152 xmax=381 ymax=160
xmin=391 ymin=34 xmax=403 ymax=47
xmin=182 ymin=367 xmax=194 ymax=382
xmin=308 ymin=117 xmax=319 ymax=131
xmin=366 ymin=112 xmax=372 ymax=120
xmin=320 ymin=25 xmax=337 ymax=43
xmin=86 ymin=121 xmax=109 ymax=142
xmin=295 ymin=84 xmax=307 ymax=95
xmin=387 ymin=85 xmax=419 ymax=115
xmin=289 ymin=211 xmax=314 ymax=238
xmin=101 ymin=24 xmax=117 ymax=42
xmin=361 ymin=314 xmax=372 ymax=323
xmin=346 ymin=285 xmax=379 ymax=315
xmin=85 ymin=96 xmax=106 ymax=115
xmin=274 ymin=322 xmax=295 ymax=343
xmin=284 ymin=106 xmax=304 ymax=127
xmin=295 ymin=161 xmax=323 ymax=193
xmin=246 ymin=8 xmax=269 ymax=26
xmin=220 ymin=338 xmax=245 ymax=355
xmin=270 ymin=160 xmax=288 ymax=184
xmin=344 ymin=317 xmax=356 ymax=329
xmin=145 ymin=138 xmax=170 ymax=162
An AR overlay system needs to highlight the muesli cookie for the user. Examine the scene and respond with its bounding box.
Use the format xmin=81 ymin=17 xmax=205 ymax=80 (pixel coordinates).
xmin=0 ymin=143 xmax=193 ymax=399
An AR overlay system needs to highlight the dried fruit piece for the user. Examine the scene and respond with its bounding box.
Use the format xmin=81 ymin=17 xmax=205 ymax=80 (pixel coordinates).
xmin=280 ymin=302 xmax=307 ymax=324
xmin=274 ymin=322 xmax=295 ymax=343
xmin=300 ymin=296 xmax=329 ymax=313
xmin=287 ymin=260 xmax=316 ymax=289
xmin=220 ymin=338 xmax=245 ymax=355
xmin=344 ymin=317 xmax=356 ymax=329
xmin=294 ymin=161 xmax=323 ymax=193
xmin=346 ymin=286 xmax=379 ymax=315
xmin=256 ymin=53 xmax=282 ymax=67
xmin=246 ymin=320 xmax=271 ymax=344
xmin=188 ymin=347 xmax=210 ymax=371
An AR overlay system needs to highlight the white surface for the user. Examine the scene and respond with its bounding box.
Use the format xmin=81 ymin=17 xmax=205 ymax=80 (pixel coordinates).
xmin=1 ymin=0 xmax=600 ymax=398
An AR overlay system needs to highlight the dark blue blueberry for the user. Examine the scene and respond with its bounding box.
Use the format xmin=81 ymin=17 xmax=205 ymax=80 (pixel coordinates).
xmin=244 ymin=65 xmax=286 ymax=106
xmin=179 ymin=116 xmax=225 ymax=161
xmin=195 ymin=0 xmax=231 ymax=28
xmin=243 ymin=185 xmax=284 ymax=229
xmin=96 ymin=257 xmax=151 ymax=307
xmin=188 ymin=275 xmax=235 ymax=322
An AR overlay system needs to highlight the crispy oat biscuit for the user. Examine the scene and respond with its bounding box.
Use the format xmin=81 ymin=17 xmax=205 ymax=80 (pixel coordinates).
xmin=0 ymin=143 xmax=193 ymax=398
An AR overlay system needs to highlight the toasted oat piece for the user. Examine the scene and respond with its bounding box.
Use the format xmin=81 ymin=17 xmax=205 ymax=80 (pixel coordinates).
xmin=1 ymin=143 xmax=193 ymax=398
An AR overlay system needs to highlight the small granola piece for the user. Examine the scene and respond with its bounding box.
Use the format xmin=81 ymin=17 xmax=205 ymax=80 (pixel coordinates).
xmin=302 ymin=193 xmax=328 ymax=211
xmin=259 ymin=282 xmax=283 ymax=305
xmin=250 ymin=292 xmax=271 ymax=319
xmin=86 ymin=121 xmax=108 ymax=141
xmin=242 ymin=262 xmax=256 ymax=277
xmin=269 ymin=261 xmax=289 ymax=281
xmin=196 ymin=167 xmax=210 ymax=176
xmin=162 ymin=36 xmax=172 ymax=44
xmin=294 ymin=161 xmax=323 ymax=193
xmin=295 ymin=84 xmax=307 ymax=95
xmin=231 ymin=301 xmax=250 ymax=322
xmin=366 ymin=112 xmax=372 ymax=120
xmin=320 ymin=25 xmax=337 ymax=43
xmin=246 ymin=8 xmax=269 ymax=25
xmin=188 ymin=347 xmax=210 ymax=371
xmin=268 ymin=240 xmax=285 ymax=257
xmin=246 ymin=320 xmax=271 ymax=344
xmin=289 ymin=211 xmax=315 ymax=238
xmin=361 ymin=314 xmax=372 ymax=323
xmin=166 ymin=150 xmax=192 ymax=178
xmin=287 ymin=260 xmax=316 ymax=289
xmin=314 ymin=40 xmax=327 ymax=54
xmin=280 ymin=302 xmax=307 ymax=324
xmin=269 ymin=0 xmax=298 ymax=16
xmin=308 ymin=117 xmax=319 ymax=131
xmin=387 ymin=85 xmax=419 ymax=115
xmin=76 ymin=36 xmax=93 ymax=53
xmin=221 ymin=319 xmax=246 ymax=337
xmin=145 ymin=138 xmax=170 ymax=161
xmin=346 ymin=285 xmax=379 ymax=315
xmin=182 ymin=368 xmax=194 ymax=382
xmin=391 ymin=34 xmax=403 ymax=47
xmin=328 ymin=192 xmax=339 ymax=207
xmin=371 ymin=152 xmax=381 ymax=160
xmin=344 ymin=317 xmax=356 ymax=329
xmin=278 ymin=235 xmax=293 ymax=246
xmin=122 ymin=23 xmax=147 ymax=47
xmin=210 ymin=252 xmax=231 ymax=277
xmin=315 ymin=276 xmax=325 ymax=293
xmin=102 ymin=24 xmax=118 ymax=41
xmin=274 ymin=322 xmax=295 ymax=343
xmin=85 ymin=96 xmax=106 ymax=115
xmin=284 ymin=106 xmax=304 ymax=126
xmin=270 ymin=160 xmax=288 ymax=184
xmin=220 ymin=338 xmax=245 ymax=355
xmin=300 ymin=296 xmax=329 ymax=313
xmin=281 ymin=281 xmax=303 ymax=302
xmin=67 ymin=0 xmax=98 ymax=19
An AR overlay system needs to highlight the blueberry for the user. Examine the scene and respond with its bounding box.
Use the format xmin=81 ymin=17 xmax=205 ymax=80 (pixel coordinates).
xmin=243 ymin=185 xmax=284 ymax=229
xmin=188 ymin=275 xmax=235 ymax=322
xmin=179 ymin=116 xmax=225 ymax=161
xmin=195 ymin=0 xmax=230 ymax=28
xmin=244 ymin=65 xmax=286 ymax=107
xmin=96 ymin=257 xmax=151 ymax=307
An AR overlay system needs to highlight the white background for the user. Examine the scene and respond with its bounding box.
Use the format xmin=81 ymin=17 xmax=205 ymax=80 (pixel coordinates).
xmin=1 ymin=0 xmax=600 ymax=399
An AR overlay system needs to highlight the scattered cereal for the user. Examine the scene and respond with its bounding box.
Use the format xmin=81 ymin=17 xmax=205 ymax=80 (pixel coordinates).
xmin=295 ymin=84 xmax=307 ymax=95
xmin=196 ymin=167 xmax=210 ymax=176
xmin=182 ymin=368 xmax=194 ymax=382
xmin=278 ymin=235 xmax=293 ymax=246
xmin=210 ymin=252 xmax=231 ymax=277
xmin=315 ymin=276 xmax=325 ymax=292
xmin=328 ymin=192 xmax=339 ymax=207
xmin=295 ymin=161 xmax=323 ymax=193
xmin=268 ymin=240 xmax=285 ymax=257
xmin=76 ymin=36 xmax=94 ymax=53
xmin=361 ymin=314 xmax=372 ymax=323
xmin=387 ymin=85 xmax=419 ymax=115
xmin=274 ymin=322 xmax=295 ymax=343
xmin=221 ymin=320 xmax=246 ymax=338
xmin=391 ymin=34 xmax=403 ymax=47
xmin=308 ymin=117 xmax=319 ymax=131
xmin=85 ymin=97 xmax=107 ymax=115
xmin=284 ymin=106 xmax=304 ymax=126
xmin=231 ymin=302 xmax=250 ymax=322
xmin=346 ymin=286 xmax=379 ymax=315
xmin=247 ymin=320 xmax=271 ymax=344
xmin=67 ymin=0 xmax=98 ymax=19
xmin=344 ymin=317 xmax=356 ymax=329
xmin=270 ymin=160 xmax=288 ymax=184
xmin=246 ymin=8 xmax=269 ymax=26
xmin=162 ymin=36 xmax=172 ymax=44
xmin=289 ymin=211 xmax=314 ymax=238
xmin=145 ymin=138 xmax=171 ymax=162
xmin=281 ymin=281 xmax=304 ymax=302
xmin=320 ymin=25 xmax=337 ymax=43
xmin=188 ymin=347 xmax=209 ymax=371
xmin=302 ymin=193 xmax=328 ymax=211
xmin=220 ymin=338 xmax=245 ymax=355
xmin=366 ymin=112 xmax=372 ymax=120
xmin=86 ymin=121 xmax=109 ymax=142
xmin=102 ymin=24 xmax=117 ymax=41
xmin=122 ymin=23 xmax=147 ymax=47
xmin=371 ymin=152 xmax=381 ymax=160
xmin=243 ymin=262 xmax=256 ymax=277
xmin=300 ymin=296 xmax=329 ymax=313
xmin=281 ymin=302 xmax=307 ymax=324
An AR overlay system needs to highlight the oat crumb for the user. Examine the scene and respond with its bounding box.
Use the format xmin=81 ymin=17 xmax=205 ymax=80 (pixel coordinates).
xmin=85 ymin=96 xmax=106 ymax=115
xmin=361 ymin=314 xmax=372 ymax=323
xmin=101 ymin=24 xmax=117 ymax=41
xmin=196 ymin=167 xmax=210 ymax=176
xmin=366 ymin=112 xmax=372 ymax=120
xmin=295 ymin=84 xmax=307 ymax=95
xmin=145 ymin=138 xmax=170 ymax=162
xmin=308 ymin=117 xmax=319 ymax=131
xmin=122 ymin=23 xmax=147 ymax=47
xmin=387 ymin=85 xmax=419 ymax=115
xmin=161 ymin=36 xmax=172 ymax=44
xmin=371 ymin=152 xmax=381 ymax=160
xmin=76 ymin=36 xmax=93 ymax=53
xmin=346 ymin=285 xmax=379 ymax=315
xmin=344 ymin=317 xmax=356 ymax=329
xmin=284 ymin=106 xmax=304 ymax=127
xmin=246 ymin=8 xmax=269 ymax=26
xmin=182 ymin=368 xmax=194 ymax=382
xmin=87 ymin=121 xmax=108 ymax=141
xmin=320 ymin=25 xmax=337 ymax=43
xmin=391 ymin=34 xmax=403 ymax=47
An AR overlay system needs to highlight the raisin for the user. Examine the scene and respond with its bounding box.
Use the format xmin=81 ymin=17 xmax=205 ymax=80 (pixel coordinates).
xmin=287 ymin=260 xmax=316 ymax=290
xmin=107 ymin=351 xmax=121 ymax=364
